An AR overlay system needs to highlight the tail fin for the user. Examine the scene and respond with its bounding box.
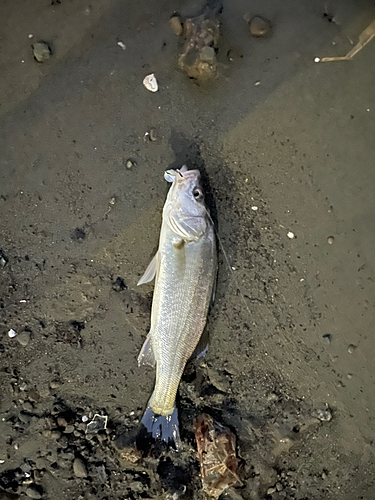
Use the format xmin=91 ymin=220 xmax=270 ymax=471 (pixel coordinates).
xmin=141 ymin=404 xmax=181 ymax=450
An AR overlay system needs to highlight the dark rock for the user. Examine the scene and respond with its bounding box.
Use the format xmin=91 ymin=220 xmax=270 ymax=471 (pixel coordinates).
xmin=112 ymin=277 xmax=126 ymax=292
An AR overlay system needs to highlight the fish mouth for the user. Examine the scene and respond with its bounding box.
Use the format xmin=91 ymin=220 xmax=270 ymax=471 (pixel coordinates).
xmin=164 ymin=165 xmax=201 ymax=183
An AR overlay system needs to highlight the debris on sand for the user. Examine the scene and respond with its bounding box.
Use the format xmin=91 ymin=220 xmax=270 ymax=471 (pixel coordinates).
xmin=86 ymin=413 xmax=108 ymax=434
xmin=169 ymin=13 xmax=183 ymax=36
xmin=316 ymin=18 xmax=375 ymax=62
xmin=32 ymin=41 xmax=52 ymax=62
xmin=244 ymin=15 xmax=273 ymax=38
xmin=195 ymin=414 xmax=241 ymax=498
xmin=175 ymin=0 xmax=223 ymax=81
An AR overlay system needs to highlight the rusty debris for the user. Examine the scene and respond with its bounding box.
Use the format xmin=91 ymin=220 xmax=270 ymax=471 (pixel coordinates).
xmin=195 ymin=414 xmax=241 ymax=498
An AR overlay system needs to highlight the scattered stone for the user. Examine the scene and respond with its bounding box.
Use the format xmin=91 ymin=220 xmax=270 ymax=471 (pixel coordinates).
xmin=200 ymin=46 xmax=216 ymax=64
xmin=169 ymin=14 xmax=183 ymax=36
xmin=125 ymin=159 xmax=135 ymax=169
xmin=112 ymin=277 xmax=126 ymax=291
xmin=57 ymin=416 xmax=67 ymax=428
xmin=73 ymin=457 xmax=88 ymax=478
xmin=50 ymin=430 xmax=62 ymax=440
xmin=32 ymin=42 xmax=52 ymax=62
xmin=312 ymin=406 xmax=332 ymax=422
xmin=86 ymin=414 xmax=108 ymax=434
xmin=8 ymin=329 xmax=17 ymax=338
xmin=71 ymin=227 xmax=86 ymax=242
xmin=248 ymin=16 xmax=272 ymax=38
xmin=267 ymin=486 xmax=276 ymax=495
xmin=19 ymin=411 xmax=32 ymax=424
xmin=0 ymin=250 xmax=8 ymax=268
xmin=64 ymin=425 xmax=74 ymax=434
xmin=322 ymin=333 xmax=332 ymax=345
xmin=276 ymin=482 xmax=283 ymax=491
xmin=25 ymin=485 xmax=42 ymax=499
xmin=327 ymin=236 xmax=335 ymax=244
xmin=50 ymin=379 xmax=61 ymax=389
xmin=143 ymin=73 xmax=158 ymax=92
xmin=19 ymin=381 xmax=28 ymax=391
xmin=23 ymin=402 xmax=33 ymax=412
xmin=28 ymin=389 xmax=41 ymax=402
xmin=16 ymin=331 xmax=30 ymax=347
xmin=348 ymin=344 xmax=357 ymax=354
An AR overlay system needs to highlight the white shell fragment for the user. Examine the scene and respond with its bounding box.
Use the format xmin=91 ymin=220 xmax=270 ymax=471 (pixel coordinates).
xmin=143 ymin=73 xmax=158 ymax=92
xmin=117 ymin=41 xmax=126 ymax=50
xmin=287 ymin=231 xmax=295 ymax=239
xmin=8 ymin=329 xmax=17 ymax=338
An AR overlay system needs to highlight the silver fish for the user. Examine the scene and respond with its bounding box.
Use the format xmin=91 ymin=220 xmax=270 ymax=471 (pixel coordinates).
xmin=137 ymin=165 xmax=217 ymax=448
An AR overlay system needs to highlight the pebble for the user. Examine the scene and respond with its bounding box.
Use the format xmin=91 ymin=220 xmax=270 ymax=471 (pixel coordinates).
xmin=276 ymin=482 xmax=283 ymax=491
xmin=125 ymin=159 xmax=134 ymax=169
xmin=16 ymin=331 xmax=30 ymax=347
xmin=8 ymin=329 xmax=17 ymax=338
xmin=25 ymin=485 xmax=42 ymax=499
xmin=28 ymin=389 xmax=41 ymax=402
xmin=23 ymin=401 xmax=34 ymax=412
xmin=73 ymin=457 xmax=88 ymax=478
xmin=57 ymin=416 xmax=68 ymax=427
xmin=19 ymin=411 xmax=32 ymax=424
xmin=327 ymin=236 xmax=335 ymax=244
xmin=249 ymin=16 xmax=272 ymax=37
xmin=267 ymin=487 xmax=276 ymax=495
xmin=348 ymin=344 xmax=357 ymax=354
xmin=169 ymin=14 xmax=183 ymax=36
xmin=200 ymin=46 xmax=216 ymax=64
xmin=287 ymin=231 xmax=295 ymax=239
xmin=322 ymin=333 xmax=332 ymax=345
xmin=32 ymin=42 xmax=51 ymax=62
xmin=50 ymin=430 xmax=62 ymax=440
xmin=0 ymin=250 xmax=8 ymax=268
xmin=112 ymin=276 xmax=127 ymax=291
xmin=50 ymin=379 xmax=61 ymax=389
xmin=143 ymin=73 xmax=158 ymax=92
xmin=64 ymin=424 xmax=75 ymax=434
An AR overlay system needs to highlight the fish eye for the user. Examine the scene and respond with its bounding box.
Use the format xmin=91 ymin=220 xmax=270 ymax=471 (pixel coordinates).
xmin=193 ymin=188 xmax=203 ymax=201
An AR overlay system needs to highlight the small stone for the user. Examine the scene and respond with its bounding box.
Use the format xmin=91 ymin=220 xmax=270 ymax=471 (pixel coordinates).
xmin=267 ymin=487 xmax=276 ymax=495
xmin=249 ymin=16 xmax=272 ymax=37
xmin=276 ymin=482 xmax=283 ymax=491
xmin=19 ymin=411 xmax=32 ymax=424
xmin=0 ymin=250 xmax=8 ymax=268
xmin=25 ymin=484 xmax=42 ymax=499
xmin=28 ymin=389 xmax=41 ymax=402
xmin=8 ymin=328 xmax=17 ymax=338
xmin=327 ymin=236 xmax=335 ymax=244
xmin=32 ymin=42 xmax=51 ymax=62
xmin=348 ymin=344 xmax=357 ymax=354
xmin=73 ymin=457 xmax=88 ymax=478
xmin=23 ymin=401 xmax=34 ymax=412
xmin=50 ymin=379 xmax=61 ymax=389
xmin=64 ymin=424 xmax=74 ymax=434
xmin=50 ymin=429 xmax=62 ymax=440
xmin=287 ymin=231 xmax=295 ymax=239
xmin=169 ymin=14 xmax=183 ymax=36
xmin=200 ymin=46 xmax=216 ymax=64
xmin=16 ymin=331 xmax=30 ymax=347
xmin=322 ymin=333 xmax=332 ymax=345
xmin=19 ymin=381 xmax=28 ymax=391
xmin=57 ymin=416 xmax=68 ymax=428
xmin=125 ymin=159 xmax=134 ymax=169
xmin=112 ymin=277 xmax=126 ymax=291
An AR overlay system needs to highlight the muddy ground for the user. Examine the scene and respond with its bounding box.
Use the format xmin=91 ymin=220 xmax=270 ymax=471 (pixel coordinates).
xmin=1 ymin=0 xmax=375 ymax=499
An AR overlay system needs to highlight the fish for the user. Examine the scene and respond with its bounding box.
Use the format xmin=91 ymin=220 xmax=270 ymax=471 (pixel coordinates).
xmin=137 ymin=165 xmax=217 ymax=449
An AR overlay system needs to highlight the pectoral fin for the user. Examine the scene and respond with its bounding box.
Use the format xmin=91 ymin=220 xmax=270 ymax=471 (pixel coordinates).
xmin=137 ymin=253 xmax=159 ymax=286
xmin=168 ymin=215 xmax=206 ymax=242
xmin=138 ymin=332 xmax=156 ymax=367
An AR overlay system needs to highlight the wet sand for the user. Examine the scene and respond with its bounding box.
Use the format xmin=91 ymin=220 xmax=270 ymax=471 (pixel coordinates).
xmin=1 ymin=0 xmax=374 ymax=499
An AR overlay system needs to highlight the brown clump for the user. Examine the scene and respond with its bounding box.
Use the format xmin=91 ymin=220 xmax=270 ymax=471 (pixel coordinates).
xmin=248 ymin=15 xmax=272 ymax=38
xmin=195 ymin=414 xmax=241 ymax=498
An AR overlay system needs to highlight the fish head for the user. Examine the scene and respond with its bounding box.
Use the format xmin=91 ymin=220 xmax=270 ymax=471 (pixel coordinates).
xmin=164 ymin=165 xmax=207 ymax=219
